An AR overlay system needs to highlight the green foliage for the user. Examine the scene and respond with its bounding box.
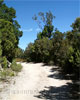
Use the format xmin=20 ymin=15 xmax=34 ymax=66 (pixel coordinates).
xmin=1 ymin=56 xmax=7 ymax=69
xmin=41 ymin=25 xmax=53 ymax=38
xmin=16 ymin=47 xmax=24 ymax=59
xmin=0 ymin=1 xmax=23 ymax=81
xmin=0 ymin=32 xmax=2 ymax=64
xmin=25 ymin=14 xmax=80 ymax=77
xmin=37 ymin=32 xmax=42 ymax=39
xmin=71 ymin=17 xmax=80 ymax=32
xmin=11 ymin=60 xmax=22 ymax=72
xmin=0 ymin=69 xmax=15 ymax=81
xmin=35 ymin=37 xmax=52 ymax=63
xmin=0 ymin=32 xmax=2 ymax=57
xmin=75 ymin=50 xmax=80 ymax=67
xmin=24 ymin=38 xmax=52 ymax=63
xmin=0 ymin=1 xmax=23 ymax=62
xmin=24 ymin=43 xmax=35 ymax=62
xmin=33 ymin=11 xmax=54 ymax=39
xmin=51 ymin=30 xmax=67 ymax=66
xmin=16 ymin=64 xmax=22 ymax=72
xmin=0 ymin=19 xmax=17 ymax=62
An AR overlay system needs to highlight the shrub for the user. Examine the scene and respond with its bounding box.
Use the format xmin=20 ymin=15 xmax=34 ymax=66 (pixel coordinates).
xmin=11 ymin=60 xmax=22 ymax=72
xmin=16 ymin=64 xmax=22 ymax=72
xmin=1 ymin=56 xmax=7 ymax=69
xmin=0 ymin=69 xmax=15 ymax=81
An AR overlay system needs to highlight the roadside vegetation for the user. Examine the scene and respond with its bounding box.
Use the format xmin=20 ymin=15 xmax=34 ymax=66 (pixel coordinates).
xmin=0 ymin=0 xmax=79 ymax=81
xmin=0 ymin=0 xmax=22 ymax=81
xmin=0 ymin=0 xmax=79 ymax=99
xmin=11 ymin=60 xmax=22 ymax=72
xmin=24 ymin=11 xmax=80 ymax=78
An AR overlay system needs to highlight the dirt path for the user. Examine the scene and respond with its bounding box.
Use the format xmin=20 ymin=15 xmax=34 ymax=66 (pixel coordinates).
xmin=0 ymin=63 xmax=72 ymax=100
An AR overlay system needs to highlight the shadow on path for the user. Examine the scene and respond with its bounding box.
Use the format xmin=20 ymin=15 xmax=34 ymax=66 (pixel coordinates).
xmin=35 ymin=83 xmax=79 ymax=100
xmin=34 ymin=66 xmax=80 ymax=100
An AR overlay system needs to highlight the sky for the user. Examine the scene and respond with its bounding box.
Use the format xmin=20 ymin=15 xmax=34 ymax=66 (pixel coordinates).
xmin=5 ymin=0 xmax=79 ymax=50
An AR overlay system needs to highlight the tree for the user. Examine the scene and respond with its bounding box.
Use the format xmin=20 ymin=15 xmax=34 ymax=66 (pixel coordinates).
xmin=0 ymin=0 xmax=23 ymax=42
xmin=15 ymin=47 xmax=24 ymax=59
xmin=24 ymin=43 xmax=35 ymax=62
xmin=0 ymin=0 xmax=23 ymax=62
xmin=24 ymin=38 xmax=53 ymax=63
xmin=71 ymin=17 xmax=80 ymax=32
xmin=51 ymin=30 xmax=67 ymax=65
xmin=33 ymin=11 xmax=55 ymax=39
xmin=25 ymin=11 xmax=80 ymax=77
xmin=34 ymin=37 xmax=52 ymax=62
xmin=65 ymin=18 xmax=80 ymax=74
xmin=0 ymin=31 xmax=2 ymax=64
xmin=0 ymin=19 xmax=17 ymax=61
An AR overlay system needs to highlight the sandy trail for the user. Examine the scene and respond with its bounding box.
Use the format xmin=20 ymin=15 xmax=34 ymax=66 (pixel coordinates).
xmin=0 ymin=63 xmax=72 ymax=100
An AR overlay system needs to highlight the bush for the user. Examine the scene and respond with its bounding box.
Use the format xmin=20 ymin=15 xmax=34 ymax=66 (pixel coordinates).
xmin=16 ymin=64 xmax=22 ymax=72
xmin=11 ymin=60 xmax=22 ymax=72
xmin=1 ymin=56 xmax=7 ymax=69
xmin=0 ymin=69 xmax=15 ymax=80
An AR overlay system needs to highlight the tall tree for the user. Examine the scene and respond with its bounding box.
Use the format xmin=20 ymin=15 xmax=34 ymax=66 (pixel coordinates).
xmin=0 ymin=31 xmax=2 ymax=61
xmin=0 ymin=19 xmax=17 ymax=61
xmin=66 ymin=18 xmax=80 ymax=74
xmin=0 ymin=0 xmax=23 ymax=61
xmin=33 ymin=11 xmax=55 ymax=39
